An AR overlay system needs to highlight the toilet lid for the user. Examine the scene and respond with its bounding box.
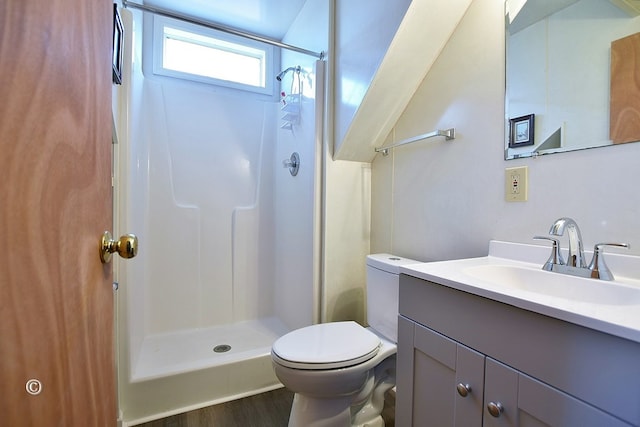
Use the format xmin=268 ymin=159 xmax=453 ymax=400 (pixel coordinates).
xmin=272 ymin=321 xmax=381 ymax=370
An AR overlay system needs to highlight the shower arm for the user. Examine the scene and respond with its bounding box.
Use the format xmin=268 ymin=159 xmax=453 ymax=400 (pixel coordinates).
xmin=276 ymin=66 xmax=301 ymax=82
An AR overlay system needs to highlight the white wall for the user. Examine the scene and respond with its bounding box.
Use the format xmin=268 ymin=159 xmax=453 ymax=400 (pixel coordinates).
xmin=323 ymin=0 xmax=473 ymax=324
xmin=276 ymin=0 xmax=329 ymax=329
xmin=276 ymin=0 xmax=373 ymax=325
xmin=319 ymin=0 xmax=380 ymax=324
xmin=371 ymin=0 xmax=640 ymax=262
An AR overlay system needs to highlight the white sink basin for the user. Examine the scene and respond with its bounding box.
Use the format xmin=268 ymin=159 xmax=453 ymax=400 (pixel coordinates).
xmin=463 ymin=264 xmax=640 ymax=305
xmin=399 ymin=240 xmax=640 ymax=344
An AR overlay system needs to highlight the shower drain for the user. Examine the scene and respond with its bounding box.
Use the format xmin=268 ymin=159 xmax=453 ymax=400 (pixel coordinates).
xmin=213 ymin=344 xmax=232 ymax=353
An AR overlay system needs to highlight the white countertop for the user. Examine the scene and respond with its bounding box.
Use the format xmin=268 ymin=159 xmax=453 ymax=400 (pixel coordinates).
xmin=400 ymin=240 xmax=640 ymax=344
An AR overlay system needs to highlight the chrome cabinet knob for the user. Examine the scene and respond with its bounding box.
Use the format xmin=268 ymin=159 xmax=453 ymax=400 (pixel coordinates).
xmin=487 ymin=401 xmax=504 ymax=418
xmin=456 ymin=383 xmax=471 ymax=397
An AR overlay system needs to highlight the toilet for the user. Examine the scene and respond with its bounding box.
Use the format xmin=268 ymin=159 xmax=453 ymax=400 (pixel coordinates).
xmin=271 ymin=254 xmax=418 ymax=427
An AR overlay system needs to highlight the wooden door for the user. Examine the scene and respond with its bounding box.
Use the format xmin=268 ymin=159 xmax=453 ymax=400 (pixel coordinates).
xmin=610 ymin=32 xmax=640 ymax=144
xmin=0 ymin=0 xmax=115 ymax=425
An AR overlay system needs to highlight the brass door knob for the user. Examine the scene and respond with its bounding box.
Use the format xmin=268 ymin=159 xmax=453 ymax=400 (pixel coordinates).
xmin=100 ymin=231 xmax=138 ymax=263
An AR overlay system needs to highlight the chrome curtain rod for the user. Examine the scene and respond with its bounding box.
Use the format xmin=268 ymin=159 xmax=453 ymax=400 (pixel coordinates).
xmin=375 ymin=128 xmax=456 ymax=156
xmin=122 ymin=0 xmax=325 ymax=59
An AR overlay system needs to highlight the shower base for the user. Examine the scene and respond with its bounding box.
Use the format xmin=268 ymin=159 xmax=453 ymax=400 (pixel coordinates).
xmin=131 ymin=316 xmax=291 ymax=382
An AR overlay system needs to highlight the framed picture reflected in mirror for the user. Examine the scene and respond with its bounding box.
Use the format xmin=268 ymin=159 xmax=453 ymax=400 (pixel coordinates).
xmin=509 ymin=114 xmax=534 ymax=148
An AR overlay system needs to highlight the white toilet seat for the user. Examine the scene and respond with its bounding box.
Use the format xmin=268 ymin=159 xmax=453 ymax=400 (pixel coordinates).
xmin=272 ymin=321 xmax=381 ymax=370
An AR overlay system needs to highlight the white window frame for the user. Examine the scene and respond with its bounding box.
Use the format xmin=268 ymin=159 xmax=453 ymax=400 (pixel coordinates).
xmin=152 ymin=15 xmax=275 ymax=95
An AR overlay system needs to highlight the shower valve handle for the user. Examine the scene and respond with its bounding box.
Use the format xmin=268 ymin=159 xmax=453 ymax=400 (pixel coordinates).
xmin=283 ymin=152 xmax=300 ymax=176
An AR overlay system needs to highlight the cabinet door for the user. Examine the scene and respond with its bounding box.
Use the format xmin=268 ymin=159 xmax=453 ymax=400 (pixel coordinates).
xmin=484 ymin=358 xmax=519 ymax=427
xmin=517 ymin=369 xmax=631 ymax=427
xmin=485 ymin=358 xmax=631 ymax=427
xmin=397 ymin=317 xmax=484 ymax=426
xmin=453 ymin=341 xmax=485 ymax=427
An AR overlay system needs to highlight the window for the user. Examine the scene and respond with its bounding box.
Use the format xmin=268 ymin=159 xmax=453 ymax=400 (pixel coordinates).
xmin=152 ymin=16 xmax=275 ymax=95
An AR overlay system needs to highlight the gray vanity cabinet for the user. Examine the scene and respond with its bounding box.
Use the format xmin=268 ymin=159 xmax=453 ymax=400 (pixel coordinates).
xmin=396 ymin=274 xmax=640 ymax=427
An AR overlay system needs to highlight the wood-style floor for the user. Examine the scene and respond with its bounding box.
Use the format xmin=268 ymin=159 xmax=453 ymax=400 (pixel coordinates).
xmin=133 ymin=387 xmax=395 ymax=427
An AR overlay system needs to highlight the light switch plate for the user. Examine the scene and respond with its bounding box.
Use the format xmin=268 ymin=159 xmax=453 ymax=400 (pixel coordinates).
xmin=505 ymin=166 xmax=528 ymax=202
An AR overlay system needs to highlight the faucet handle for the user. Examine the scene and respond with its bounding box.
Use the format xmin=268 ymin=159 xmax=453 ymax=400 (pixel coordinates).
xmin=588 ymin=243 xmax=630 ymax=281
xmin=533 ymin=236 xmax=565 ymax=271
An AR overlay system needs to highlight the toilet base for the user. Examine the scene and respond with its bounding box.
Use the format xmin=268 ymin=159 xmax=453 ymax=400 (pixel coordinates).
xmin=288 ymin=394 xmax=386 ymax=427
xmin=288 ymin=394 xmax=352 ymax=427
xmin=286 ymin=355 xmax=396 ymax=427
xmin=351 ymin=355 xmax=395 ymax=427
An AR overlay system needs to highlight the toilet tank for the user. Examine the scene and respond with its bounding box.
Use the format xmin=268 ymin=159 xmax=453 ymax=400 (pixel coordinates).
xmin=366 ymin=254 xmax=419 ymax=342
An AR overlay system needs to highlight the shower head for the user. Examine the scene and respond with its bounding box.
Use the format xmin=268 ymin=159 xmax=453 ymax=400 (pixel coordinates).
xmin=276 ymin=65 xmax=301 ymax=81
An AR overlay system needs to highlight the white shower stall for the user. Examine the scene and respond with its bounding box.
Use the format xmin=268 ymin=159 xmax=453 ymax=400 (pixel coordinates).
xmin=114 ymin=6 xmax=326 ymax=423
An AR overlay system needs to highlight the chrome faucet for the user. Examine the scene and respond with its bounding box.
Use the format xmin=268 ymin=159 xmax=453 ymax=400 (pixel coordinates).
xmin=548 ymin=217 xmax=586 ymax=268
xmin=535 ymin=217 xmax=630 ymax=280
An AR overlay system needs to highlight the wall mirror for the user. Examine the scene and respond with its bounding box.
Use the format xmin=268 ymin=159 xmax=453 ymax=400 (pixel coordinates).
xmin=505 ymin=0 xmax=640 ymax=160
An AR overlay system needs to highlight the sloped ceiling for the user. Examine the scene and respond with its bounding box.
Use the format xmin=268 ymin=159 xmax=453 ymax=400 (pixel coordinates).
xmin=508 ymin=0 xmax=578 ymax=34
xmin=333 ymin=0 xmax=474 ymax=162
xmin=508 ymin=0 xmax=640 ymax=35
